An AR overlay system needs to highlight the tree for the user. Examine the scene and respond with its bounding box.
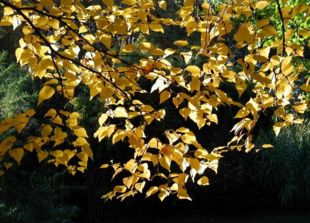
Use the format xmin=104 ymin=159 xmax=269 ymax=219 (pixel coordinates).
xmin=0 ymin=0 xmax=308 ymax=201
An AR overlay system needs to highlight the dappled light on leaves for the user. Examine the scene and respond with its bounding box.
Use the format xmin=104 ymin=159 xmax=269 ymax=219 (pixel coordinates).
xmin=0 ymin=0 xmax=308 ymax=201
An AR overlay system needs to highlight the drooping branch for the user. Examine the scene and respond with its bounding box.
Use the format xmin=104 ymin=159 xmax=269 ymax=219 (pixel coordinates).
xmin=275 ymin=0 xmax=286 ymax=56
xmin=0 ymin=0 xmax=134 ymax=100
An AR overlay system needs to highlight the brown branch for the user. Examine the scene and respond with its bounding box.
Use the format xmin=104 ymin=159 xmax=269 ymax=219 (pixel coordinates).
xmin=275 ymin=0 xmax=286 ymax=56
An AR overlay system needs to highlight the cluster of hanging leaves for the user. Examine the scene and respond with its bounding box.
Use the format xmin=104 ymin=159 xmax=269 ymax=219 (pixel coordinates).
xmin=0 ymin=0 xmax=309 ymax=201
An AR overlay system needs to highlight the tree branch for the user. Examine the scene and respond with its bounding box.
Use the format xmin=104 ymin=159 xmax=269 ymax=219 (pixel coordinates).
xmin=275 ymin=0 xmax=286 ymax=56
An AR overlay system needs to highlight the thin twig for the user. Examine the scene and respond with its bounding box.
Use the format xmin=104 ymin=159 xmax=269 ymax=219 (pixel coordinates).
xmin=275 ymin=0 xmax=286 ymax=56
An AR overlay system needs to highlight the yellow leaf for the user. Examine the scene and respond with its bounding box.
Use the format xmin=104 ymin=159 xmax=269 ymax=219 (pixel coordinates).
xmin=102 ymin=0 xmax=114 ymax=8
xmin=281 ymin=57 xmax=294 ymax=76
xmin=4 ymin=162 xmax=13 ymax=170
xmin=100 ymin=163 xmax=109 ymax=168
xmin=100 ymin=34 xmax=112 ymax=48
xmin=300 ymin=83 xmax=310 ymax=92
xmin=15 ymin=48 xmax=23 ymax=62
xmin=180 ymin=132 xmax=196 ymax=144
xmin=174 ymin=40 xmax=188 ymax=47
xmin=256 ymin=1 xmax=269 ymax=10
xmin=112 ymin=129 xmax=126 ymax=144
xmin=98 ymin=113 xmax=108 ymax=126
xmin=52 ymin=115 xmax=63 ymax=126
xmin=186 ymin=65 xmax=200 ymax=76
xmin=234 ymin=107 xmax=250 ymax=119
xmin=148 ymin=138 xmax=160 ymax=149
xmin=134 ymin=181 xmax=146 ymax=193
xmin=158 ymin=190 xmax=168 ymax=201
xmin=177 ymin=188 xmax=192 ymax=201
xmin=197 ymin=176 xmax=209 ymax=186
xmin=73 ymin=127 xmax=88 ymax=138
xmin=45 ymin=109 xmax=57 ymax=119
xmin=41 ymin=125 xmax=53 ymax=137
xmin=207 ymin=114 xmax=218 ymax=124
xmin=114 ymin=107 xmax=128 ymax=118
xmin=124 ymin=159 xmax=137 ymax=173
xmin=164 ymin=48 xmax=176 ymax=58
xmin=50 ymin=19 xmax=59 ymax=29
xmin=189 ymin=158 xmax=200 ymax=171
xmin=159 ymin=90 xmax=171 ymax=104
xmin=114 ymin=185 xmax=127 ymax=193
xmin=149 ymin=23 xmax=164 ymax=33
xmin=159 ymin=155 xmax=171 ymax=171
xmin=0 ymin=136 xmax=16 ymax=156
xmin=236 ymin=77 xmax=247 ymax=97
xmin=158 ymin=0 xmax=167 ymax=10
xmin=3 ymin=7 xmax=14 ymax=16
xmin=73 ymin=137 xmax=89 ymax=147
xmin=121 ymin=0 xmax=136 ymax=5
xmin=146 ymin=186 xmax=158 ymax=198
xmin=9 ymin=148 xmax=24 ymax=164
xmin=181 ymin=51 xmax=192 ymax=64
xmin=179 ymin=108 xmax=191 ymax=120
xmin=139 ymin=42 xmax=154 ymax=51
xmin=293 ymin=103 xmax=307 ymax=114
xmin=261 ymin=25 xmax=277 ymax=36
xmin=82 ymin=146 xmax=93 ymax=160
xmin=52 ymin=150 xmax=63 ymax=158
xmin=273 ymin=122 xmax=283 ymax=137
xmin=0 ymin=119 xmax=14 ymax=135
xmin=38 ymin=150 xmax=49 ymax=162
xmin=38 ymin=86 xmax=55 ymax=105
xmin=190 ymin=77 xmax=200 ymax=91
xmin=262 ymin=144 xmax=274 ymax=148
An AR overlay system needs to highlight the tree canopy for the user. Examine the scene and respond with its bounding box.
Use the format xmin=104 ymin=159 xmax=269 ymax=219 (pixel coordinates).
xmin=0 ymin=0 xmax=309 ymax=201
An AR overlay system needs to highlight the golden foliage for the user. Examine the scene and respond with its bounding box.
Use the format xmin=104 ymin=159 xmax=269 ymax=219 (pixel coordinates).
xmin=0 ymin=0 xmax=308 ymax=200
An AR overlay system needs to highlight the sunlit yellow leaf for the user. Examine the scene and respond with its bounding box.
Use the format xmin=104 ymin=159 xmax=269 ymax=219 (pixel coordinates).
xmin=41 ymin=125 xmax=53 ymax=137
xmin=158 ymin=0 xmax=167 ymax=10
xmin=174 ymin=40 xmax=188 ymax=47
xmin=236 ymin=77 xmax=247 ymax=97
xmin=159 ymin=155 xmax=171 ymax=171
xmin=121 ymin=0 xmax=136 ymax=5
xmin=294 ymin=103 xmax=307 ymax=114
xmin=177 ymin=188 xmax=191 ymax=201
xmin=73 ymin=127 xmax=88 ymax=138
xmin=100 ymin=34 xmax=112 ymax=48
xmin=273 ymin=122 xmax=283 ymax=137
xmin=146 ymin=186 xmax=158 ymax=198
xmin=38 ymin=86 xmax=55 ymax=105
xmin=186 ymin=65 xmax=200 ymax=76
xmin=235 ymin=107 xmax=250 ymax=119
xmin=114 ymin=185 xmax=127 ymax=193
xmin=262 ymin=144 xmax=274 ymax=148
xmin=114 ymin=107 xmax=128 ymax=118
xmin=207 ymin=114 xmax=218 ymax=124
xmin=256 ymin=1 xmax=269 ymax=9
xmin=159 ymin=90 xmax=171 ymax=104
xmin=197 ymin=176 xmax=209 ymax=186
xmin=135 ymin=181 xmax=146 ymax=193
xmin=149 ymin=23 xmax=164 ymax=33
xmin=300 ymin=83 xmax=310 ymax=92
xmin=99 ymin=113 xmax=108 ymax=126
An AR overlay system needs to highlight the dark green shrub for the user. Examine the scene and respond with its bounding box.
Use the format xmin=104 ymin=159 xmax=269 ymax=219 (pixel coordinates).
xmin=257 ymin=118 xmax=310 ymax=208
